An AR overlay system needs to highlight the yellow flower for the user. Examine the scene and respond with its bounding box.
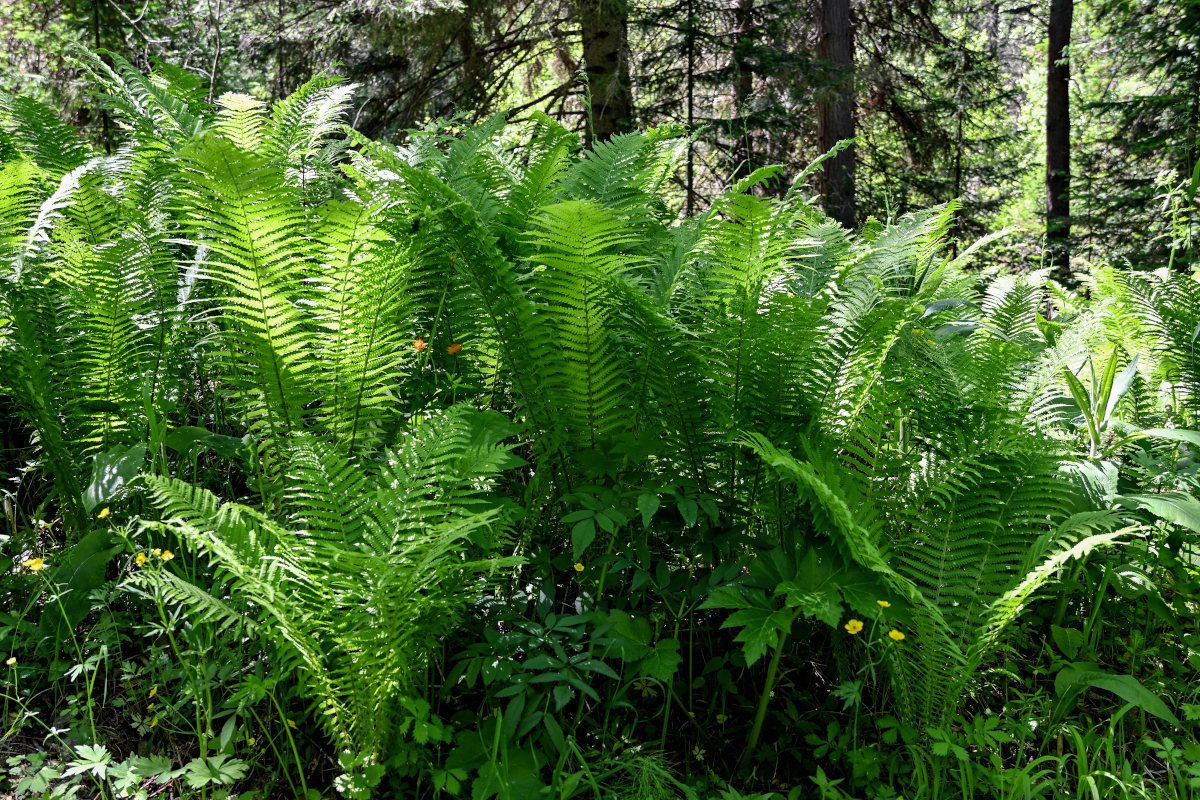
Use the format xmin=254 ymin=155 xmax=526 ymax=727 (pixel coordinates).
xmin=248 ymin=737 xmax=256 ymax=747
xmin=447 ymin=343 xmax=463 ymax=355
xmin=913 ymin=328 xmax=924 ymax=335
xmin=844 ymin=619 xmax=864 ymax=635
xmin=150 ymin=716 xmax=158 ymax=729
xmin=147 ymin=702 xmax=155 ymax=710
xmin=888 ymin=629 xmax=906 ymax=642
xmin=573 ymin=562 xmax=585 ymax=572
xmin=151 ymin=548 xmax=162 ymax=556
xmin=876 ymin=600 xmax=891 ymax=608
xmin=97 ymin=507 xmax=110 ymax=519
xmin=161 ymin=550 xmax=174 ymax=561
xmin=135 ymin=552 xmax=147 ymax=567
xmin=5 ymin=657 xmax=15 ymax=666
xmin=148 ymin=686 xmax=158 ymax=699
xmin=286 ymin=718 xmax=297 ymax=730
xmin=21 ymin=557 xmax=46 ymax=572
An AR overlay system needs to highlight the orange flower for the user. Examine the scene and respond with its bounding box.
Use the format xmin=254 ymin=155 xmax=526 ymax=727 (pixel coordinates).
xmin=414 ymin=338 xmax=427 ymax=352
xmin=447 ymin=343 xmax=462 ymax=355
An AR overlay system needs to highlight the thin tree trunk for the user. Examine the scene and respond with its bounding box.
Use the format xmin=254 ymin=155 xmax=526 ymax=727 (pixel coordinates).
xmin=818 ymin=0 xmax=855 ymax=228
xmin=1046 ymin=0 xmax=1073 ymax=283
xmin=687 ymin=0 xmax=696 ymax=214
xmin=732 ymin=0 xmax=754 ymax=181
xmin=577 ymin=0 xmax=635 ymax=145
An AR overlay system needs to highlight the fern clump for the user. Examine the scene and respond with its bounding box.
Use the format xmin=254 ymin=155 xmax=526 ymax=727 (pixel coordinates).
xmin=2 ymin=57 xmax=1197 ymax=799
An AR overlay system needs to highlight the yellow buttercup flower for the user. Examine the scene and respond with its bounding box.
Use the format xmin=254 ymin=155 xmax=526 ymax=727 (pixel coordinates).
xmin=135 ymin=552 xmax=147 ymax=567
xmin=573 ymin=562 xmax=585 ymax=572
xmin=150 ymin=716 xmax=158 ymax=729
xmin=877 ymin=600 xmax=891 ymax=608
xmin=913 ymin=328 xmax=924 ymax=335
xmin=5 ymin=657 xmax=15 ymax=666
xmin=888 ymin=629 xmax=906 ymax=642
xmin=151 ymin=548 xmax=162 ymax=556
xmin=286 ymin=718 xmax=297 ymax=730
xmin=97 ymin=507 xmax=110 ymax=519
xmin=21 ymin=558 xmax=46 ymax=572
xmin=248 ymin=737 xmax=256 ymax=747
xmin=844 ymin=619 xmax=864 ymax=635
xmin=161 ymin=550 xmax=174 ymax=561
xmin=148 ymin=686 xmax=158 ymax=699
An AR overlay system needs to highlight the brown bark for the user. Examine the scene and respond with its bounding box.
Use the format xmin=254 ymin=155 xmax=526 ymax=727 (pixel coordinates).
xmin=1046 ymin=0 xmax=1072 ymax=282
xmin=576 ymin=0 xmax=635 ymax=144
xmin=818 ymin=0 xmax=855 ymax=229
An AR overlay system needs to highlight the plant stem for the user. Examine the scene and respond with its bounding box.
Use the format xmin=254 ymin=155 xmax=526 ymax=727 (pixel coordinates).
xmin=736 ymin=630 xmax=787 ymax=775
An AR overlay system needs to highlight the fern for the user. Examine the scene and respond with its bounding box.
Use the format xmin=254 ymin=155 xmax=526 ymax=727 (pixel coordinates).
xmin=143 ymin=406 xmax=521 ymax=768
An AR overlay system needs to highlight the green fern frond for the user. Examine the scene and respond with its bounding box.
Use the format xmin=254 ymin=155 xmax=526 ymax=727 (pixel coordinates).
xmin=177 ymin=134 xmax=318 ymax=439
xmin=0 ymin=94 xmax=91 ymax=178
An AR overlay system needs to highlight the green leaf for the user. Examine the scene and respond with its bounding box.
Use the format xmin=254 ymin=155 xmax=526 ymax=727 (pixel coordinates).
xmin=40 ymin=530 xmax=124 ymax=640
xmin=83 ymin=443 xmax=146 ymax=513
xmin=63 ymin=744 xmax=111 ymax=779
xmin=723 ymin=606 xmax=794 ymax=666
xmin=1054 ymin=663 xmax=1181 ymax=726
xmin=1049 ymin=626 xmax=1085 ymax=660
xmin=183 ymin=755 xmax=249 ymax=788
xmin=637 ymin=492 xmax=660 ymax=528
xmin=1101 ymin=354 xmax=1138 ymax=427
xmin=571 ymin=517 xmax=596 ymax=560
xmin=164 ymin=426 xmax=251 ymax=460
xmin=637 ymin=638 xmax=682 ymax=682
xmin=700 ymin=583 xmax=751 ymax=611
xmin=1116 ymin=427 xmax=1200 ymax=450
xmin=1120 ymin=492 xmax=1200 ymax=534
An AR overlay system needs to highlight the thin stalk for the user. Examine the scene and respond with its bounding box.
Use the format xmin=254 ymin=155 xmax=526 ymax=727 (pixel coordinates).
xmin=736 ymin=630 xmax=787 ymax=775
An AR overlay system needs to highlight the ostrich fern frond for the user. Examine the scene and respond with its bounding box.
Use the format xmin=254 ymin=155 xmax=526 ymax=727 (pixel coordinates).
xmin=143 ymin=406 xmax=521 ymax=769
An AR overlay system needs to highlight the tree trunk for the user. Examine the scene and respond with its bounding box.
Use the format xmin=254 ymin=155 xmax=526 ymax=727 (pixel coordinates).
xmin=577 ymin=0 xmax=634 ymax=145
xmin=818 ymin=0 xmax=855 ymax=229
xmin=732 ymin=0 xmax=755 ymax=181
xmin=1046 ymin=0 xmax=1073 ymax=283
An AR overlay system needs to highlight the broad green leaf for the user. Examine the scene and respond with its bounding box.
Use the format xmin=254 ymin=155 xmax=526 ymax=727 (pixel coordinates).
xmin=83 ymin=443 xmax=146 ymax=513
xmin=1055 ymin=663 xmax=1180 ymax=726
xmin=1120 ymin=491 xmax=1200 ymax=534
